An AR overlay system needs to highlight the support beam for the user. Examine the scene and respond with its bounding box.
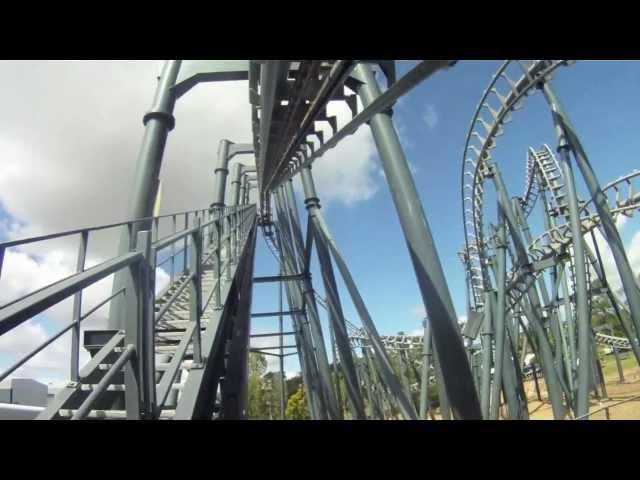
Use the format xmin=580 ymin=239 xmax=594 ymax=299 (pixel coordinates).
xmin=251 ymin=310 xmax=305 ymax=318
xmin=352 ymin=62 xmax=480 ymax=419
xmin=301 ymin=166 xmax=367 ymax=420
xmin=110 ymin=60 xmax=181 ymax=330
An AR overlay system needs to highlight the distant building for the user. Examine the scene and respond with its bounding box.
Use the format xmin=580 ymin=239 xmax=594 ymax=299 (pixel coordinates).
xmin=0 ymin=378 xmax=48 ymax=420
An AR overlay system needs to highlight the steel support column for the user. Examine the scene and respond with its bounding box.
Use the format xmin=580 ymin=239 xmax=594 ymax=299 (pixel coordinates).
xmin=352 ymin=62 xmax=480 ymax=419
xmin=310 ymin=205 xmax=419 ymax=419
xmin=109 ymin=60 xmax=181 ymax=330
xmin=555 ymin=142 xmax=591 ymax=419
xmin=419 ymin=319 xmax=433 ymax=419
xmin=490 ymin=213 xmax=508 ymax=420
xmin=280 ymin=182 xmax=340 ymax=419
xmin=301 ymin=166 xmax=366 ymax=419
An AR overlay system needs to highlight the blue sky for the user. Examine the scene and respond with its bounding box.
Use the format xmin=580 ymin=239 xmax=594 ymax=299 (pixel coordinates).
xmin=1 ymin=60 xmax=640 ymax=381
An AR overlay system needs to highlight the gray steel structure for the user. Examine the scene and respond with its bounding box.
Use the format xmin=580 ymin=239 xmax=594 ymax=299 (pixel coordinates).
xmin=0 ymin=60 xmax=637 ymax=419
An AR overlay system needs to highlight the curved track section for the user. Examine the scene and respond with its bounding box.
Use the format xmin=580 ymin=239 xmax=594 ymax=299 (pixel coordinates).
xmin=460 ymin=60 xmax=573 ymax=312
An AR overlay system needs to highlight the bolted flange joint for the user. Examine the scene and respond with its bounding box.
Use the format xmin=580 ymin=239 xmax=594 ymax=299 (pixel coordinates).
xmin=142 ymin=110 xmax=176 ymax=131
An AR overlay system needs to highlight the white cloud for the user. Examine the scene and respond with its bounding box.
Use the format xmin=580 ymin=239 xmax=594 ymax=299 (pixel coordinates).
xmin=0 ymin=319 xmax=92 ymax=385
xmin=423 ymin=104 xmax=439 ymax=130
xmin=297 ymin=97 xmax=379 ymax=207
xmin=582 ymin=223 xmax=640 ymax=304
xmin=250 ymin=335 xmax=288 ymax=373
xmin=155 ymin=268 xmax=170 ymax=295
xmin=626 ymin=230 xmax=640 ymax=283
xmin=411 ymin=304 xmax=426 ymax=319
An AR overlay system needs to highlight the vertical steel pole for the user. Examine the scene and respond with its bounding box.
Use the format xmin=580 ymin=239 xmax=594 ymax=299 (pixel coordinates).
xmin=502 ymin=312 xmax=529 ymax=419
xmin=610 ymin=326 xmax=625 ymax=383
xmin=190 ymin=217 xmax=203 ymax=365
xmin=328 ymin=320 xmax=344 ymax=419
xmin=230 ymin=163 xmax=243 ymax=208
xmin=480 ymin=291 xmax=493 ymax=419
xmin=591 ymin=334 xmax=608 ymax=399
xmin=419 ymin=318 xmax=433 ymax=419
xmin=492 ymin=163 xmax=569 ymax=416
xmin=109 ymin=60 xmax=181 ymax=330
xmin=280 ymin=182 xmax=340 ymax=419
xmin=183 ymin=212 xmax=189 ymax=273
xmin=557 ymin=144 xmax=591 ymax=419
xmin=224 ymin=211 xmax=232 ymax=281
xmin=275 ymin=221 xmax=325 ymax=419
xmin=212 ymin=140 xmax=232 ymax=208
xmin=514 ymin=198 xmax=564 ymax=367
xmin=301 ymin=166 xmax=366 ymax=419
xmin=278 ymin=263 xmax=286 ymax=419
xmin=212 ymin=216 xmax=222 ymax=309
xmin=359 ymin=349 xmax=383 ymax=419
xmin=70 ymin=231 xmax=88 ymax=381
xmin=490 ymin=212 xmax=507 ymax=420
xmin=398 ymin=349 xmax=414 ymax=411
xmin=559 ymin=266 xmax=578 ymax=378
xmin=170 ymin=215 xmax=176 ymax=283
xmin=352 ymin=63 xmax=480 ymax=419
xmin=520 ymin=298 xmax=566 ymax=418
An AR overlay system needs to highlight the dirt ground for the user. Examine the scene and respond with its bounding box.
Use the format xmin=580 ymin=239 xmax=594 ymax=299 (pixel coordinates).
xmin=428 ymin=353 xmax=640 ymax=420
xmin=523 ymin=356 xmax=640 ymax=420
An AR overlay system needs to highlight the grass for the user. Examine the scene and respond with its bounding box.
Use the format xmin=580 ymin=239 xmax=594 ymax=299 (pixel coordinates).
xmin=600 ymin=351 xmax=638 ymax=378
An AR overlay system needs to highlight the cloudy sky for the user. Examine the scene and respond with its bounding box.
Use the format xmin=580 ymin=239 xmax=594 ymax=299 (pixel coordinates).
xmin=1 ymin=60 xmax=640 ymax=385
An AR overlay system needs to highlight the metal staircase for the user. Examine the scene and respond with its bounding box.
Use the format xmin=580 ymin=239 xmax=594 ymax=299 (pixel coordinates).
xmin=1 ymin=204 xmax=257 ymax=420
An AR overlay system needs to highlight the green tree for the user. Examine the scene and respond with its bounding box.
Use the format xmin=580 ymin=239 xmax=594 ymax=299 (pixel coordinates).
xmin=591 ymin=294 xmax=626 ymax=337
xmin=285 ymin=374 xmax=303 ymax=405
xmin=248 ymin=353 xmax=269 ymax=419
xmin=285 ymin=385 xmax=310 ymax=419
xmin=263 ymin=371 xmax=287 ymax=419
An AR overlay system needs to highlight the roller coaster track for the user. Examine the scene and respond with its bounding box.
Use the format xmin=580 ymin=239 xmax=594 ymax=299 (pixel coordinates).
xmin=352 ymin=331 xmax=632 ymax=352
xmin=461 ymin=60 xmax=573 ymax=313
xmin=528 ymin=169 xmax=640 ymax=261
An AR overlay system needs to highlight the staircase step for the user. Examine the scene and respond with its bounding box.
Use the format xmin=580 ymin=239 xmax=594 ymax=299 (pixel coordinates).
xmin=80 ymin=384 xmax=126 ymax=392
xmin=156 ymin=361 xmax=194 ymax=371
xmin=57 ymin=409 xmax=176 ymax=419
xmin=97 ymin=361 xmax=193 ymax=372
xmin=156 ymin=345 xmax=194 ymax=354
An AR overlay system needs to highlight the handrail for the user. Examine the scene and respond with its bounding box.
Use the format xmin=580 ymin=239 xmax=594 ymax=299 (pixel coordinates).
xmin=157 ymin=246 xmax=186 ymax=268
xmin=154 ymin=225 xmax=199 ymax=252
xmin=0 ymin=251 xmax=141 ymax=336
xmin=0 ymin=204 xmax=247 ymax=251
xmin=202 ymin=262 xmax=229 ymax=312
xmin=0 ymin=288 xmax=126 ymax=383
xmin=155 ymin=272 xmax=195 ymax=323
xmin=574 ymin=394 xmax=640 ymax=420
xmin=1 ymin=208 xmax=204 ymax=250
xmin=71 ymin=344 xmax=135 ymax=420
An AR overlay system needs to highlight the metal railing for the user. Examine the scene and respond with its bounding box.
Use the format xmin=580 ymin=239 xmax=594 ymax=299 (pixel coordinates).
xmin=0 ymin=203 xmax=257 ymax=419
xmin=574 ymin=394 xmax=640 ymax=420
